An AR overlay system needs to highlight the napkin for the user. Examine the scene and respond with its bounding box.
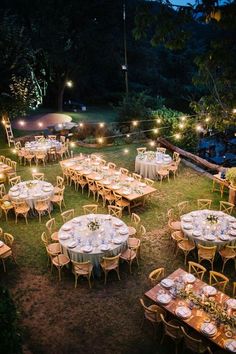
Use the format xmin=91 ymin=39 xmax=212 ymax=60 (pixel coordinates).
xmin=201 ymin=322 xmax=217 ymax=336
xmin=156 ymin=293 xmax=171 ymax=305
xmin=176 ymin=306 xmax=191 ymax=319
xmin=161 ymin=278 xmax=174 ymax=288
xmin=203 ymin=286 xmax=217 ymax=296
xmin=225 ymin=340 xmax=236 ymax=352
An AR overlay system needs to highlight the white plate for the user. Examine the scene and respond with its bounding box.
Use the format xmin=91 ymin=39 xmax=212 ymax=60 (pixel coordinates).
xmin=59 ymin=234 xmax=70 ymax=240
xmin=61 ymin=225 xmax=71 ymax=231
xmin=183 ymin=224 xmax=193 ymax=230
xmin=200 ymin=323 xmax=217 ymax=337
xmin=161 ymin=278 xmax=174 ymax=289
xmin=231 ymin=223 xmax=236 ymax=229
xmin=111 ymin=185 xmax=120 ymax=190
xmin=19 ymin=194 xmax=27 ymax=199
xmin=94 ymin=176 xmax=103 ymax=181
xmin=100 ymin=244 xmax=110 ymax=251
xmin=44 ymin=183 xmax=51 ymax=187
xmin=103 ymin=180 xmax=110 ymax=185
xmin=123 ymin=190 xmax=130 ymax=195
xmin=224 ymin=339 xmax=236 ymax=352
xmin=114 ymin=220 xmax=123 ymax=227
xmin=182 ymin=216 xmax=192 ymax=223
xmin=203 ymin=285 xmax=217 ymax=296
xmin=219 ymin=234 xmax=230 ymax=241
xmin=11 ymin=191 xmax=20 ymax=197
xmin=0 ymin=241 xmax=4 ymax=247
xmin=192 ymin=230 xmax=201 ymax=237
xmin=156 ymin=293 xmax=171 ymax=305
xmin=75 ymin=166 xmax=83 ymax=171
xmin=67 ymin=241 xmax=77 ymax=248
xmin=126 ymin=177 xmax=134 ymax=182
xmin=11 ymin=186 xmax=19 ymax=192
xmin=204 ymin=234 xmax=216 ymax=241
xmin=230 ymin=230 xmax=236 ymax=237
xmin=83 ymin=170 xmax=91 ymax=175
xmin=183 ymin=273 xmax=196 ymax=283
xmin=113 ymin=237 xmax=123 ymax=244
xmin=175 ymin=306 xmax=192 ymax=319
xmin=82 ymin=246 xmax=92 ymax=253
xmin=119 ymin=228 xmax=128 ymax=235
xmin=139 ymin=183 xmax=146 ymax=187
xmin=226 ymin=299 xmax=236 ymax=310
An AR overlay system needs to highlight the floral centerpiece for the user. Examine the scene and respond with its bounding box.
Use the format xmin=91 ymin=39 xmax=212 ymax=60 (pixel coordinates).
xmin=226 ymin=167 xmax=236 ymax=188
xmin=87 ymin=219 xmax=100 ymax=232
xmin=206 ymin=214 xmax=219 ymax=224
xmin=26 ymin=181 xmax=35 ymax=189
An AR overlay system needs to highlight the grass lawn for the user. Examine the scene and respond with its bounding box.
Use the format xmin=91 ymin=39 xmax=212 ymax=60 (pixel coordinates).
xmin=0 ymin=136 xmax=235 ymax=354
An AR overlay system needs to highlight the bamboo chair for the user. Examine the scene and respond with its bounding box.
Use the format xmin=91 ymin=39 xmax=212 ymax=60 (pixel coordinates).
xmin=177 ymin=238 xmax=195 ymax=265
xmin=48 ymin=252 xmax=70 ymax=281
xmin=173 ymin=152 xmax=180 ymax=161
xmin=56 ymin=145 xmax=67 ymax=160
xmin=48 ymin=135 xmax=57 ymax=140
xmin=0 ymin=155 xmax=5 ymax=162
xmin=9 ymin=176 xmax=21 ymax=186
xmin=24 ymin=152 xmax=35 ymax=166
xmin=108 ymin=205 xmax=122 ymax=218
xmin=99 ymin=159 xmax=106 ymax=166
xmin=71 ymin=260 xmax=93 ymax=288
xmin=167 ymin=209 xmax=181 ymax=233
xmin=61 ymin=209 xmax=74 ymax=223
xmin=51 ymin=186 xmax=65 ymax=212
xmin=54 ymin=176 xmax=64 ymax=193
xmin=171 ymin=230 xmax=185 ymax=255
xmin=34 ymin=135 xmax=44 ymax=141
xmin=35 ymin=197 xmax=51 ymax=222
xmin=144 ymin=178 xmax=154 ymax=186
xmin=197 ymin=199 xmax=212 ymax=210
xmin=156 ymin=147 xmax=166 ymax=153
xmin=48 ymin=147 xmax=57 ymax=162
xmin=219 ymin=201 xmax=234 ymax=215
xmin=60 ymin=135 xmax=66 ymax=144
xmin=46 ymin=218 xmax=59 ymax=242
xmin=148 ymin=267 xmax=165 ymax=286
xmin=197 ymin=244 xmax=217 ymax=270
xmin=132 ymin=173 xmax=142 ymax=182
xmin=188 ymin=261 xmax=207 ymax=280
xmin=5 ymin=158 xmax=11 ymax=166
xmin=139 ymin=298 xmax=166 ymax=337
xmin=12 ymin=200 xmax=30 ymax=224
xmin=168 ymin=161 xmax=179 ymax=179
xmin=16 ymin=148 xmax=25 ymax=165
xmin=0 ymin=199 xmax=14 ymax=222
xmin=119 ymin=167 xmax=129 ymax=176
xmin=177 ymin=201 xmax=189 ymax=216
xmin=219 ymin=245 xmax=236 ymax=272
xmin=86 ymin=177 xmax=97 ymax=200
xmin=10 ymin=160 xmax=17 ymax=171
xmin=128 ymin=212 xmax=141 ymax=236
xmin=62 ymin=167 xmax=70 ymax=185
xmin=100 ymin=254 xmax=121 ymax=284
xmin=32 ymin=172 xmax=45 ymax=181
xmin=156 ymin=166 xmax=170 ymax=184
xmin=120 ymin=239 xmax=140 ymax=273
xmin=77 ymin=174 xmax=87 ymax=194
xmin=160 ymin=314 xmax=183 ymax=354
xmin=181 ymin=327 xmax=213 ymax=354
xmin=95 ymin=182 xmax=106 ymax=206
xmin=209 ymin=271 xmax=229 ymax=293
xmin=138 ymin=224 xmax=146 ymax=237
xmin=0 ymin=233 xmax=17 ymax=272
xmin=137 ymin=147 xmax=146 ymax=154
xmin=103 ymin=187 xmax=116 ymax=206
xmin=0 ymin=184 xmax=8 ymax=199
xmin=113 ymin=192 xmax=131 ymax=215
xmin=69 ymin=170 xmax=79 ymax=190
xmin=82 ymin=204 xmax=98 ymax=215
xmin=41 ymin=231 xmax=61 ymax=266
xmin=35 ymin=151 xmax=47 ymax=166
xmin=107 ymin=162 xmax=116 ymax=170
xmin=7 ymin=170 xmax=17 ymax=182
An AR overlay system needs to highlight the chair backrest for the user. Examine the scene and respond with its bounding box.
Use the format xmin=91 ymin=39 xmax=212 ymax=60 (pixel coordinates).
xmin=119 ymin=167 xmax=129 ymax=175
xmin=137 ymin=147 xmax=147 ymax=154
xmin=160 ymin=314 xmax=182 ymax=339
xmin=0 ymin=183 xmax=6 ymax=198
xmin=60 ymin=136 xmax=66 ymax=143
xmin=41 ymin=231 xmax=48 ymax=246
xmin=3 ymin=232 xmax=14 ymax=246
xmin=83 ymin=204 xmax=98 ymax=215
xmin=177 ymin=201 xmax=189 ymax=216
xmin=5 ymin=158 xmax=11 ymax=166
xmin=48 ymin=135 xmax=57 ymax=140
xmin=113 ymin=192 xmax=123 ymax=202
xmin=102 ymin=254 xmax=120 ymax=268
xmin=61 ymin=209 xmax=75 ymax=222
xmin=56 ymin=176 xmax=64 ymax=188
xmin=10 ymin=160 xmax=17 ymax=171
xmin=9 ymin=176 xmax=21 ymax=186
xmin=197 ymin=199 xmax=212 ymax=210
xmin=209 ymin=271 xmax=229 ymax=292
xmin=46 ymin=218 xmax=56 ymax=234
xmin=35 ymin=135 xmax=44 ymax=141
xmin=49 ymin=147 xmax=56 ymax=154
xmin=173 ymin=152 xmax=180 ymax=161
xmin=144 ymin=178 xmax=154 ymax=186
xmin=181 ymin=326 xmax=206 ymax=353
xmin=198 ymin=244 xmax=217 ymax=260
xmin=156 ymin=147 xmax=166 ymax=153
xmin=35 ymin=197 xmax=50 ymax=209
xmin=108 ymin=205 xmax=122 ymax=218
xmin=167 ymin=208 xmax=175 ymax=221
xmin=148 ymin=267 xmax=165 ymax=285
xmin=86 ymin=177 xmax=96 ymax=188
xmin=219 ymin=201 xmax=234 ymax=215
xmin=188 ymin=261 xmax=206 ymax=280
xmin=0 ymin=155 xmax=5 ymax=162
xmin=132 ymin=173 xmax=142 ymax=181
xmin=139 ymin=298 xmax=165 ymax=322
xmin=55 ymin=186 xmax=65 ymax=197
xmin=107 ymin=162 xmax=116 ymax=170
xmin=139 ymin=225 xmax=146 ymax=237
xmin=131 ymin=213 xmax=141 ymax=225
xmin=99 ymin=159 xmax=106 ymax=166
xmin=72 ymin=260 xmax=92 ymax=274
xmin=32 ymin=172 xmax=45 ymax=181
xmin=12 ymin=200 xmax=28 ymax=210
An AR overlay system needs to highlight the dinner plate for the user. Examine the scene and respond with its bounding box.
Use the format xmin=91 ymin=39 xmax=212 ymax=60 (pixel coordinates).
xmin=230 ymin=230 xmax=236 ymax=237
xmin=224 ymin=339 xmax=236 ymax=352
xmin=122 ymin=190 xmax=130 ymax=195
xmin=19 ymin=194 xmax=27 ymax=199
xmin=192 ymin=230 xmax=201 ymax=237
xmin=100 ymin=244 xmax=110 ymax=252
xmin=11 ymin=191 xmax=20 ymax=197
xmin=0 ymin=241 xmax=4 ymax=247
xmin=200 ymin=322 xmax=217 ymax=337
xmin=182 ymin=216 xmax=192 ymax=223
xmin=44 ymin=182 xmax=51 ymax=187
xmin=119 ymin=228 xmax=128 ymax=235
xmin=82 ymin=246 xmax=92 ymax=253
xmin=161 ymin=278 xmax=174 ymax=289
xmin=114 ymin=220 xmax=123 ymax=227
xmin=204 ymin=234 xmax=216 ymax=241
xmin=226 ymin=299 xmax=236 ymax=310
xmin=103 ymin=180 xmax=111 ymax=185
xmin=231 ymin=223 xmax=236 ymax=230
xmin=183 ymin=273 xmax=196 ymax=284
xmin=75 ymin=166 xmax=83 ymax=171
xmin=126 ymin=177 xmax=134 ymax=182
xmin=203 ymin=285 xmax=217 ymax=296
xmin=67 ymin=241 xmax=77 ymax=248
xmin=175 ymin=306 xmax=192 ymax=319
xmin=11 ymin=186 xmax=19 ymax=192
xmin=219 ymin=234 xmax=230 ymax=241
xmin=113 ymin=237 xmax=123 ymax=244
xmin=83 ymin=170 xmax=92 ymax=175
xmin=59 ymin=234 xmax=70 ymax=240
xmin=61 ymin=225 xmax=71 ymax=231
xmin=156 ymin=293 xmax=171 ymax=305
xmin=183 ymin=224 xmax=193 ymax=230
xmin=94 ymin=176 xmax=103 ymax=181
xmin=111 ymin=185 xmax=120 ymax=190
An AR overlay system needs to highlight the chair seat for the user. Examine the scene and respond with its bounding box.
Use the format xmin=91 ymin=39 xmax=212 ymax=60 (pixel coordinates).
xmin=219 ymin=248 xmax=235 ymax=258
xmin=128 ymin=237 xmax=139 ymax=248
xmin=179 ymin=240 xmax=195 ymax=251
xmin=0 ymin=250 xmax=12 ymax=259
xmin=47 ymin=243 xmax=61 ymax=255
xmin=16 ymin=207 xmax=30 ymax=213
xmin=128 ymin=226 xmax=137 ymax=236
xmin=120 ymin=248 xmax=136 ymax=261
xmin=170 ymin=221 xmax=181 ymax=230
xmin=3 ymin=195 xmax=9 ymax=201
xmin=116 ymin=199 xmax=130 ymax=207
xmin=36 ymin=206 xmax=49 ymax=212
xmin=51 ymin=196 xmax=63 ymax=203
xmin=171 ymin=231 xmax=183 ymax=242
xmin=51 ymin=231 xmax=59 ymax=241
xmin=52 ymin=254 xmax=70 ymax=266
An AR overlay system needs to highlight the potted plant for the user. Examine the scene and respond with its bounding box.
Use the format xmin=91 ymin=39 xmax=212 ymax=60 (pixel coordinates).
xmin=226 ymin=167 xmax=236 ymax=188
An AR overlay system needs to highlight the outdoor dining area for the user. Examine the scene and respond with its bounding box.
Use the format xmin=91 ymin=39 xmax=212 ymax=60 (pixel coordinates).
xmin=0 ymin=136 xmax=235 ymax=354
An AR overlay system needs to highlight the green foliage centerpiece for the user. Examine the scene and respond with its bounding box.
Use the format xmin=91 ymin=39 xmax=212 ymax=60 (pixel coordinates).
xmin=87 ymin=219 xmax=100 ymax=232
xmin=206 ymin=214 xmax=219 ymax=225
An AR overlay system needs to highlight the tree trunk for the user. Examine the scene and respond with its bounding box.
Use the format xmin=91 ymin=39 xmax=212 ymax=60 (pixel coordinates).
xmin=157 ymin=137 xmax=224 ymax=173
xmin=57 ymin=83 xmax=66 ymax=112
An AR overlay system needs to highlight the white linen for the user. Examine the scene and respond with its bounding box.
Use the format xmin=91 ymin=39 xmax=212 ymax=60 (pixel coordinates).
xmin=24 ymin=139 xmax=61 ymax=153
xmin=135 ymin=151 xmax=172 ymax=179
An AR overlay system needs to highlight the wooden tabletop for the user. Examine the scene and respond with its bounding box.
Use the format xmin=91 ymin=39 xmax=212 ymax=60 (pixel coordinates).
xmin=0 ymin=244 xmax=11 ymax=257
xmin=60 ymin=157 xmax=157 ymax=202
xmin=145 ymin=268 xmax=236 ymax=351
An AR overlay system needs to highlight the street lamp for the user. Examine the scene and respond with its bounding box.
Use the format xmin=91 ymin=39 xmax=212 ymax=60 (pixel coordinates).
xmin=66 ymin=80 xmax=73 ymax=88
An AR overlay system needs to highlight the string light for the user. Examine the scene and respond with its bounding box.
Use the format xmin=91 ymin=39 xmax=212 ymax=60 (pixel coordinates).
xmin=179 ymin=123 xmax=185 ymax=129
xmin=132 ymin=120 xmax=138 ymax=127
xmin=156 ymin=118 xmax=161 ymax=124
xmin=205 ymin=116 xmax=211 ymax=123
xmin=196 ymin=124 xmax=202 ymax=132
xmin=153 ymin=128 xmax=159 ymax=134
xmin=58 ymin=123 xmax=63 ymax=128
xmin=32 ymin=168 xmax=37 ymax=173
xmin=79 ymin=122 xmax=84 ymax=127
xmin=232 ymin=108 xmax=236 ymax=114
xmin=70 ymin=142 xmax=76 ymax=148
xmin=98 ymin=137 xmax=104 ymax=144
xmin=175 ymin=133 xmax=181 ymax=140
xmin=149 ymin=141 xmax=155 ymax=147
xmin=12 ymin=149 xmax=16 ymax=154
xmin=180 ymin=115 xmax=186 ymax=121
xmin=124 ymin=148 xmax=129 ymax=154
xmin=126 ymin=134 xmax=130 ymax=138
xmin=19 ymin=120 xmax=25 ymax=126
xmin=99 ymin=122 xmax=105 ymax=128
xmin=38 ymin=122 xmax=43 ymax=127
xmin=66 ymin=80 xmax=73 ymax=88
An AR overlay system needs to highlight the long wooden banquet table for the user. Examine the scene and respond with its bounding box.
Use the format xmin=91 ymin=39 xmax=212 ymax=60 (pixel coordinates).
xmin=60 ymin=155 xmax=157 ymax=207
xmin=145 ymin=268 xmax=236 ymax=352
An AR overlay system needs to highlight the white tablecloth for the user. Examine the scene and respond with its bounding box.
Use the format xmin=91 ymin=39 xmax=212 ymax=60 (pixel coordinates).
xmin=135 ymin=152 xmax=172 ymax=179
xmin=59 ymin=214 xmax=129 ymax=267
xmin=24 ymin=139 xmax=61 ymax=153
xmin=8 ymin=180 xmax=54 ymax=209
xmin=181 ymin=209 xmax=236 ymax=249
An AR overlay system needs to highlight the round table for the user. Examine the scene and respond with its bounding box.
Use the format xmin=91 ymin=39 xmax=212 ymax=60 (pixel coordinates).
xmin=59 ymin=214 xmax=129 ymax=268
xmin=8 ymin=180 xmax=54 ymax=209
xmin=135 ymin=151 xmax=172 ymax=179
xmin=181 ymin=209 xmax=236 ymax=249
xmin=24 ymin=139 xmax=61 ymax=153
